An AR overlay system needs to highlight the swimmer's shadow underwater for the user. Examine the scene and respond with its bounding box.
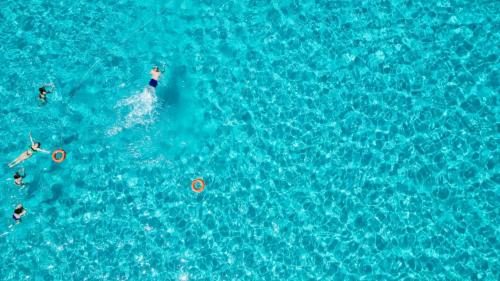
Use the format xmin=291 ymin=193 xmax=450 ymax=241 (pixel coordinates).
xmin=24 ymin=160 xmax=67 ymax=200
xmin=156 ymin=65 xmax=186 ymax=106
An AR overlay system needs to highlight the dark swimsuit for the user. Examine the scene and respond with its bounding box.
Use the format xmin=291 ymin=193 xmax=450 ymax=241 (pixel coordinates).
xmin=149 ymin=79 xmax=158 ymax=88
xmin=13 ymin=207 xmax=24 ymax=221
xmin=39 ymin=89 xmax=50 ymax=102
xmin=14 ymin=173 xmax=25 ymax=186
xmin=27 ymin=146 xmax=37 ymax=156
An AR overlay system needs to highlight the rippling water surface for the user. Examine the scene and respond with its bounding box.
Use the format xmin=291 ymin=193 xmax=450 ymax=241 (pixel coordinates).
xmin=0 ymin=0 xmax=498 ymax=280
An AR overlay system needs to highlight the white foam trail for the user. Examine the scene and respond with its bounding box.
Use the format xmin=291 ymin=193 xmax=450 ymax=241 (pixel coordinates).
xmin=107 ymin=86 xmax=158 ymax=136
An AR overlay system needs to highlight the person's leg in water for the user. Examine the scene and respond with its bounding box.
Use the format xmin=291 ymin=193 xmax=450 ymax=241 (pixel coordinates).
xmin=8 ymin=151 xmax=31 ymax=168
xmin=116 ymin=67 xmax=161 ymax=108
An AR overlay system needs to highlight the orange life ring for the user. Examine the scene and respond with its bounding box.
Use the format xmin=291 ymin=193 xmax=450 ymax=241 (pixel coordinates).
xmin=51 ymin=149 xmax=66 ymax=163
xmin=191 ymin=178 xmax=205 ymax=193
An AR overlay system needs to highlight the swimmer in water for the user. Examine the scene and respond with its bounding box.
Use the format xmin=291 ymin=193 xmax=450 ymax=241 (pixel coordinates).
xmin=12 ymin=204 xmax=27 ymax=223
xmin=13 ymin=168 xmax=26 ymax=187
xmin=8 ymin=133 xmax=50 ymax=168
xmin=38 ymin=83 xmax=55 ymax=103
xmin=149 ymin=66 xmax=161 ymax=88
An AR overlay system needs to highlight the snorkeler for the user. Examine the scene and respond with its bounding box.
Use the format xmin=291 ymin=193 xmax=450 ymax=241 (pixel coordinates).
xmin=8 ymin=133 xmax=50 ymax=168
xmin=38 ymin=83 xmax=55 ymax=103
xmin=149 ymin=66 xmax=161 ymax=88
xmin=13 ymin=168 xmax=26 ymax=187
xmin=12 ymin=204 xmax=27 ymax=223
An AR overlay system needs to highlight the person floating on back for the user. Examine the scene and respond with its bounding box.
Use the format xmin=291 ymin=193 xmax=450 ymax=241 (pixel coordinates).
xmin=38 ymin=83 xmax=55 ymax=104
xmin=8 ymin=132 xmax=50 ymax=168
xmin=149 ymin=66 xmax=161 ymax=88
xmin=12 ymin=204 xmax=27 ymax=223
xmin=13 ymin=168 xmax=26 ymax=187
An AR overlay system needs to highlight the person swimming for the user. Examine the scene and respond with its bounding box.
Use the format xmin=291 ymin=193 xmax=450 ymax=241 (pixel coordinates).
xmin=38 ymin=83 xmax=55 ymax=103
xmin=8 ymin=133 xmax=50 ymax=168
xmin=107 ymin=67 xmax=161 ymax=136
xmin=12 ymin=204 xmax=27 ymax=223
xmin=149 ymin=66 xmax=161 ymax=88
xmin=13 ymin=168 xmax=26 ymax=187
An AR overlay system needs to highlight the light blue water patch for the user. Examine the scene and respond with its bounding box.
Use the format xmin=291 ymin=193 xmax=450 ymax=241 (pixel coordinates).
xmin=0 ymin=0 xmax=499 ymax=280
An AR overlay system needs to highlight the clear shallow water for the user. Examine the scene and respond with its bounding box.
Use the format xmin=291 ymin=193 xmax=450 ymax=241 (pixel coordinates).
xmin=0 ymin=0 xmax=498 ymax=280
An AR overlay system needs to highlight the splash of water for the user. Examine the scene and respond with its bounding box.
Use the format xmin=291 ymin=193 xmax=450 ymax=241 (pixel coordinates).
xmin=107 ymin=86 xmax=159 ymax=136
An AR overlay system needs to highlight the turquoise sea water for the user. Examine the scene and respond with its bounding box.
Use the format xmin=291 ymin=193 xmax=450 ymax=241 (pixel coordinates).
xmin=0 ymin=0 xmax=499 ymax=280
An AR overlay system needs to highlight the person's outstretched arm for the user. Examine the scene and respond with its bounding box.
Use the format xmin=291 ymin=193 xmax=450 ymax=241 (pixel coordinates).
xmin=29 ymin=132 xmax=35 ymax=146
xmin=43 ymin=83 xmax=55 ymax=93
xmin=36 ymin=148 xmax=50 ymax=154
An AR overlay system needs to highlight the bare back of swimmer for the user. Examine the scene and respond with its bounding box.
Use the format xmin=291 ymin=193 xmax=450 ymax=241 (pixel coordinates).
xmin=13 ymin=204 xmax=27 ymax=223
xmin=14 ymin=168 xmax=26 ymax=186
xmin=149 ymin=66 xmax=161 ymax=88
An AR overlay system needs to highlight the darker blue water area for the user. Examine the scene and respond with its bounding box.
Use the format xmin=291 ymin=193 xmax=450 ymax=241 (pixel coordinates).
xmin=159 ymin=66 xmax=186 ymax=106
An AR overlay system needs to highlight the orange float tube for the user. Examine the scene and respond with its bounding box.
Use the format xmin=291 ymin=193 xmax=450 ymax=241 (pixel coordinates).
xmin=191 ymin=178 xmax=205 ymax=193
xmin=52 ymin=149 xmax=66 ymax=163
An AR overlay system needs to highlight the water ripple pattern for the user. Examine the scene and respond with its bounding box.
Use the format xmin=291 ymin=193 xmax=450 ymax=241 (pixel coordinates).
xmin=0 ymin=0 xmax=498 ymax=280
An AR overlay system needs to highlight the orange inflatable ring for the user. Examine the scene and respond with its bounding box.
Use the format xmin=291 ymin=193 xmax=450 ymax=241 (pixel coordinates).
xmin=52 ymin=149 xmax=66 ymax=163
xmin=191 ymin=178 xmax=205 ymax=193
